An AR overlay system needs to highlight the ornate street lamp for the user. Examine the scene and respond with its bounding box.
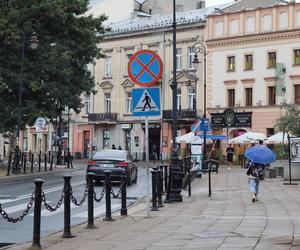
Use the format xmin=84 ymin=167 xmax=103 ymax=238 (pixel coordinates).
xmin=13 ymin=31 xmax=39 ymax=174
xmin=192 ymin=42 xmax=208 ymax=163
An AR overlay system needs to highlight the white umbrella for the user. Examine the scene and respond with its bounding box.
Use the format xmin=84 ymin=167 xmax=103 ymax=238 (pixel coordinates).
xmin=229 ymin=131 xmax=267 ymax=144
xmin=266 ymin=132 xmax=289 ymax=144
xmin=176 ymin=132 xmax=203 ymax=144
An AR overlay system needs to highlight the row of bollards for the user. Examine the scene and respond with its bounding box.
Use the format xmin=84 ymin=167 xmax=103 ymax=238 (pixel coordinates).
xmin=31 ymin=170 xmax=128 ymax=248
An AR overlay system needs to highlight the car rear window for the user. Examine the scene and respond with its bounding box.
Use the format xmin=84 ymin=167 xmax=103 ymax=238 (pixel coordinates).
xmin=93 ymin=150 xmax=126 ymax=161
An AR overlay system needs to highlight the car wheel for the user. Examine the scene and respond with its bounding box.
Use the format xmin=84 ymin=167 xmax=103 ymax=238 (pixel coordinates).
xmin=127 ymin=174 xmax=132 ymax=186
xmin=133 ymin=169 xmax=138 ymax=184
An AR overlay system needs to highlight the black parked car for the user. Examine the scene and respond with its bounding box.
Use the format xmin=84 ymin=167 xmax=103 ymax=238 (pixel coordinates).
xmin=86 ymin=150 xmax=138 ymax=185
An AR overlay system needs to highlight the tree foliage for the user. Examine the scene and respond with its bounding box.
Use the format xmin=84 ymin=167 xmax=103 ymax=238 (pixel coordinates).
xmin=0 ymin=0 xmax=108 ymax=133
xmin=275 ymin=104 xmax=300 ymax=136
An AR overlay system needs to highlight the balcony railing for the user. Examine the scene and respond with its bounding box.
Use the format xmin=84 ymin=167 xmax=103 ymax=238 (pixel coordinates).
xmin=88 ymin=113 xmax=118 ymax=123
xmin=162 ymin=109 xmax=196 ymax=121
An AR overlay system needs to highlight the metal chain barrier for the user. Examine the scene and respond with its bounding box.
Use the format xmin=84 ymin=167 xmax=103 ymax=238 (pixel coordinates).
xmin=110 ymin=181 xmax=125 ymax=199
xmin=70 ymin=184 xmax=89 ymax=206
xmin=42 ymin=187 xmax=65 ymax=212
xmin=93 ymin=186 xmax=105 ymax=202
xmin=0 ymin=192 xmax=35 ymax=223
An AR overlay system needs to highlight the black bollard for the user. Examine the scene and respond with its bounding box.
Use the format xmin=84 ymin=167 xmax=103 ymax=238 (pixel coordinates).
xmin=50 ymin=154 xmax=53 ymax=171
xmin=63 ymin=174 xmax=73 ymax=238
xmin=157 ymin=169 xmax=164 ymax=208
xmin=86 ymin=173 xmax=96 ymax=228
xmin=67 ymin=153 xmax=70 ymax=168
xmin=23 ymin=154 xmax=27 ymax=174
xmin=151 ymin=170 xmax=159 ymax=211
xmin=164 ymin=165 xmax=168 ymax=193
xmin=208 ymin=163 xmax=212 ymax=197
xmin=120 ymin=172 xmax=127 ymax=216
xmin=63 ymin=151 xmax=66 ymax=165
xmin=6 ymin=152 xmax=12 ymax=176
xmin=38 ymin=152 xmax=41 ymax=172
xmin=32 ymin=179 xmax=44 ymax=249
xmin=31 ymin=153 xmax=34 ymax=173
xmin=104 ymin=170 xmax=113 ymax=221
xmin=48 ymin=151 xmax=51 ymax=163
xmin=187 ymin=166 xmax=191 ymax=197
xmin=44 ymin=154 xmax=47 ymax=172
xmin=20 ymin=151 xmax=24 ymax=170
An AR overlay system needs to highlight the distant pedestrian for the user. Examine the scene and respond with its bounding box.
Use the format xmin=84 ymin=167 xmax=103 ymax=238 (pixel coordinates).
xmin=118 ymin=145 xmax=122 ymax=150
xmin=246 ymin=162 xmax=265 ymax=202
xmin=111 ymin=144 xmax=116 ymax=150
xmin=226 ymin=144 xmax=234 ymax=169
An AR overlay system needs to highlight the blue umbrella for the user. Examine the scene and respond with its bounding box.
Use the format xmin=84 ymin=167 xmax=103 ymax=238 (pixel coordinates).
xmin=245 ymin=145 xmax=276 ymax=165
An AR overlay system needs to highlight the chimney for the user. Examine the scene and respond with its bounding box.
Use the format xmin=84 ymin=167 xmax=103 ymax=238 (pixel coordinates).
xmin=196 ymin=1 xmax=206 ymax=9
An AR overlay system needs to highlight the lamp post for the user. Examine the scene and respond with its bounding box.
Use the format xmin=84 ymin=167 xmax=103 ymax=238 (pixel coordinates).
xmin=13 ymin=31 xmax=39 ymax=174
xmin=192 ymin=42 xmax=208 ymax=163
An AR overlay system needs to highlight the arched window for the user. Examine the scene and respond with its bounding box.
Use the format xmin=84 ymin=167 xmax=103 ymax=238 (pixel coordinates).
xmin=296 ymin=11 xmax=300 ymax=27
xmin=246 ymin=16 xmax=255 ymax=33
xmin=230 ymin=19 xmax=239 ymax=34
xmin=263 ymin=14 xmax=272 ymax=31
xmin=215 ymin=21 xmax=223 ymax=36
xmin=279 ymin=12 xmax=288 ymax=29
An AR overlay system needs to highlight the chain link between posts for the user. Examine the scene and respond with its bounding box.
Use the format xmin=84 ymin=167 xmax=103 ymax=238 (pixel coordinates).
xmin=0 ymin=192 xmax=35 ymax=223
xmin=70 ymin=184 xmax=89 ymax=206
xmin=42 ymin=187 xmax=65 ymax=212
xmin=110 ymin=181 xmax=125 ymax=199
xmin=93 ymin=186 xmax=106 ymax=202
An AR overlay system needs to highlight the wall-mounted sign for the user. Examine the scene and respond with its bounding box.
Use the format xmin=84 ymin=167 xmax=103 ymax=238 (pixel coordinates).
xmin=211 ymin=110 xmax=252 ymax=128
xmin=290 ymin=137 xmax=300 ymax=163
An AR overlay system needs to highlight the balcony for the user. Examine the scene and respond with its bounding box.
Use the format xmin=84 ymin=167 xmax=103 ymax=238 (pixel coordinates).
xmin=88 ymin=113 xmax=118 ymax=124
xmin=162 ymin=109 xmax=196 ymax=122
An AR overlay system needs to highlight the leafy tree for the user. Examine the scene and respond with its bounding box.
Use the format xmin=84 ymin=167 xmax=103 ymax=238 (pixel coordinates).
xmin=275 ymin=104 xmax=300 ymax=136
xmin=0 ymin=0 xmax=108 ymax=133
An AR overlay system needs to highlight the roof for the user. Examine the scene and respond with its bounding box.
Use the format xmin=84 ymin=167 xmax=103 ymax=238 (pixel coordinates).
xmin=106 ymin=3 xmax=232 ymax=35
xmin=223 ymin=0 xmax=289 ymax=12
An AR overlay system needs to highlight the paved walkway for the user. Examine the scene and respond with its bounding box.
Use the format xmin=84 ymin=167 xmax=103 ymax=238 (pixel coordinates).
xmin=10 ymin=165 xmax=300 ymax=250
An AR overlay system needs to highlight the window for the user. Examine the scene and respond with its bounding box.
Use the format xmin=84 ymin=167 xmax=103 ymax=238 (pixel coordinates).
xmin=105 ymin=56 xmax=112 ymax=77
xmin=103 ymin=130 xmax=110 ymax=149
xmin=228 ymin=89 xmax=235 ymax=107
xmin=176 ymin=48 xmax=182 ymax=71
xmin=263 ymin=14 xmax=271 ymax=31
xmin=84 ymin=95 xmax=91 ymax=114
xmin=104 ymin=93 xmax=111 ymax=113
xmin=215 ymin=21 xmax=224 ymax=36
xmin=23 ymin=129 xmax=28 ymax=152
xmin=227 ymin=56 xmax=235 ymax=71
xmin=279 ymin=12 xmax=288 ymax=29
xmin=295 ymin=85 xmax=300 ymax=104
xmin=245 ymin=88 xmax=253 ymax=106
xmin=268 ymin=86 xmax=276 ymax=105
xmin=188 ymin=47 xmax=195 ymax=69
xmin=266 ymin=128 xmax=274 ymax=137
xmin=177 ymin=88 xmax=181 ymax=110
xmin=230 ymin=19 xmax=239 ymax=34
xmin=268 ymin=52 xmax=276 ymax=68
xmin=245 ymin=54 xmax=253 ymax=70
xmin=246 ymin=16 xmax=255 ymax=33
xmin=126 ymin=92 xmax=132 ymax=113
xmin=188 ymin=87 xmax=196 ymax=110
xmin=297 ymin=11 xmax=300 ymax=27
xmin=294 ymin=49 xmax=300 ymax=65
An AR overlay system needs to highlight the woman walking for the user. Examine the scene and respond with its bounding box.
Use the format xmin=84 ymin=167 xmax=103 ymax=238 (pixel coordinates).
xmin=246 ymin=162 xmax=265 ymax=202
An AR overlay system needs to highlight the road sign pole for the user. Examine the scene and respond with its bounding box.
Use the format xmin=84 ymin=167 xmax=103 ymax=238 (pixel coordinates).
xmin=145 ymin=116 xmax=150 ymax=217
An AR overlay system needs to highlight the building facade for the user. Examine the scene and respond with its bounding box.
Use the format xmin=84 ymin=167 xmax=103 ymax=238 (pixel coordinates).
xmin=73 ymin=4 xmax=227 ymax=159
xmin=205 ymin=0 xmax=300 ymax=150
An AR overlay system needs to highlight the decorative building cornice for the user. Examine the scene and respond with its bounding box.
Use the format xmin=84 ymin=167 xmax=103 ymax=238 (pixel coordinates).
xmin=241 ymin=78 xmax=255 ymax=83
xmin=289 ymin=74 xmax=300 ymax=80
xmin=206 ymin=29 xmax=300 ymax=48
xmin=264 ymin=76 xmax=276 ymax=81
xmin=223 ymin=80 xmax=238 ymax=85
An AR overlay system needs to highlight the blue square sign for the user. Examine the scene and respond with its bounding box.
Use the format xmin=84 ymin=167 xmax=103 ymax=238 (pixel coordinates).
xmin=132 ymin=88 xmax=161 ymax=116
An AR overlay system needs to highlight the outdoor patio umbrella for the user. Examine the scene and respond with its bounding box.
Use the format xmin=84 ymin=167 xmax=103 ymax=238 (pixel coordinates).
xmin=229 ymin=132 xmax=267 ymax=144
xmin=266 ymin=132 xmax=289 ymax=144
xmin=245 ymin=145 xmax=276 ymax=165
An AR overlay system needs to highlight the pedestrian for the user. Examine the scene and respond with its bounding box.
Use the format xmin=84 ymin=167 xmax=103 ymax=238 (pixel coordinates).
xmin=118 ymin=145 xmax=122 ymax=150
xmin=226 ymin=144 xmax=234 ymax=169
xmin=246 ymin=162 xmax=265 ymax=202
xmin=111 ymin=144 xmax=116 ymax=150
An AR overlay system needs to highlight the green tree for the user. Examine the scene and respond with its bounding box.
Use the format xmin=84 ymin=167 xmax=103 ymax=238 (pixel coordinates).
xmin=275 ymin=104 xmax=300 ymax=136
xmin=0 ymin=0 xmax=107 ymax=133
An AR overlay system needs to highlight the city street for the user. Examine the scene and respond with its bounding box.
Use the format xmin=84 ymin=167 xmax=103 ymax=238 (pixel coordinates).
xmin=0 ymin=163 xmax=149 ymax=246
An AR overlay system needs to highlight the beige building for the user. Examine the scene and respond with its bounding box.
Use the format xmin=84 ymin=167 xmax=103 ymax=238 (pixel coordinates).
xmin=205 ymin=0 xmax=300 ymax=155
xmin=72 ymin=4 xmax=228 ymax=159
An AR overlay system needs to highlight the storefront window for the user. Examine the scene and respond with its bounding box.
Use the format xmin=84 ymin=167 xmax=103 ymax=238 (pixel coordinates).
xmin=103 ymin=130 xmax=110 ymax=149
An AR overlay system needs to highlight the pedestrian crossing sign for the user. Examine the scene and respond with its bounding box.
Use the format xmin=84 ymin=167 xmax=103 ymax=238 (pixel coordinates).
xmin=132 ymin=88 xmax=160 ymax=116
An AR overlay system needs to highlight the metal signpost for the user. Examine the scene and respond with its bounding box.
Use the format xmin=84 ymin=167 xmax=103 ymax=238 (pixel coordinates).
xmin=128 ymin=49 xmax=163 ymax=216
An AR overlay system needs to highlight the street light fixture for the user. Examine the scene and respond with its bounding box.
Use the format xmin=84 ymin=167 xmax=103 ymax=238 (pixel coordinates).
xmin=13 ymin=30 xmax=39 ymax=174
xmin=192 ymin=42 xmax=208 ymax=163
